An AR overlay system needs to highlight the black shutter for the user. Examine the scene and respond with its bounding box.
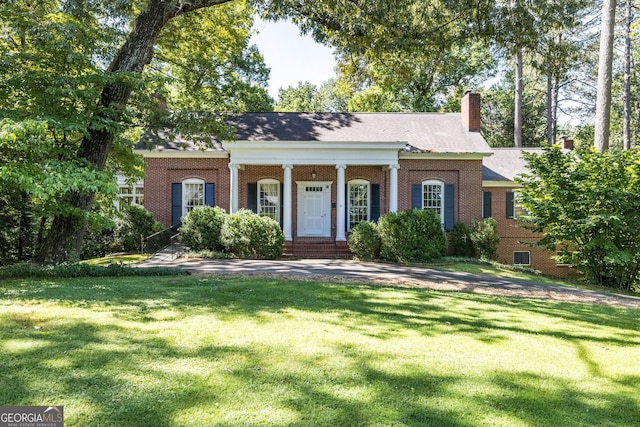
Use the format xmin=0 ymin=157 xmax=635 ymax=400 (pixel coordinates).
xmin=444 ymin=184 xmax=455 ymax=231
xmin=205 ymin=183 xmax=215 ymax=207
xmin=370 ymin=184 xmax=380 ymax=222
xmin=171 ymin=183 xmax=182 ymax=229
xmin=247 ymin=183 xmax=258 ymax=213
xmin=411 ymin=184 xmax=422 ymax=209
xmin=506 ymin=191 xmax=515 ymax=219
xmin=483 ymin=191 xmax=492 ymax=218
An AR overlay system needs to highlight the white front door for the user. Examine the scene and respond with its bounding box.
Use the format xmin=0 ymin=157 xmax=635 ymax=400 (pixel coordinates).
xmin=297 ymin=182 xmax=332 ymax=237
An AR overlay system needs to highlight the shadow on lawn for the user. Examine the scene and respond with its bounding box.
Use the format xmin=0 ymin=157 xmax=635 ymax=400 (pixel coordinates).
xmin=1 ymin=276 xmax=639 ymax=426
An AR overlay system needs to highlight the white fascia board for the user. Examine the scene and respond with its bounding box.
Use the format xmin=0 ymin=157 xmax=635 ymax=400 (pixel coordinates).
xmin=482 ymin=180 xmax=522 ymax=188
xmin=228 ymin=141 xmax=406 ymax=166
xmin=135 ymin=149 xmax=229 ymax=159
xmin=399 ymin=152 xmax=491 ymax=160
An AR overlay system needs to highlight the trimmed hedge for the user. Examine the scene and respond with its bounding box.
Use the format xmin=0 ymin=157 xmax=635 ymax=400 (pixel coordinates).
xmin=0 ymin=263 xmax=189 ymax=279
xmin=378 ymin=209 xmax=447 ymax=262
xmin=115 ymin=204 xmax=164 ymax=253
xmin=179 ymin=206 xmax=227 ymax=251
xmin=450 ymin=221 xmax=476 ymax=257
xmin=220 ymin=209 xmax=284 ymax=259
xmin=348 ymin=221 xmax=381 ymax=260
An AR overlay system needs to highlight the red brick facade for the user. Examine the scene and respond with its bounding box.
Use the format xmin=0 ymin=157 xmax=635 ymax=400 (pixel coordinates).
xmin=484 ymin=185 xmax=576 ymax=278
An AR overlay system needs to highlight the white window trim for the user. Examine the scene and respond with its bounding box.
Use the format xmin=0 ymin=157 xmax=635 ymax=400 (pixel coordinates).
xmin=347 ymin=179 xmax=371 ymax=231
xmin=513 ymin=251 xmax=531 ymax=266
xmin=258 ymin=178 xmax=281 ymax=222
xmin=182 ymin=178 xmax=205 ymax=217
xmin=422 ymin=179 xmax=444 ymax=225
xmin=115 ymin=175 xmax=144 ymax=211
xmin=513 ymin=190 xmax=529 ymax=219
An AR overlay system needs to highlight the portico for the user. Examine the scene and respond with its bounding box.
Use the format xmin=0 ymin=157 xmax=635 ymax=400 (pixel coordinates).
xmin=227 ymin=141 xmax=405 ymax=242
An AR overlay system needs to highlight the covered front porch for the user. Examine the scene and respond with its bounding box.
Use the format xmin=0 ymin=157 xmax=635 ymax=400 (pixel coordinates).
xmin=227 ymin=141 xmax=405 ymax=245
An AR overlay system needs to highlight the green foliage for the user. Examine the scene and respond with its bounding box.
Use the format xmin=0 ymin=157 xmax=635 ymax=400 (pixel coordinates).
xmin=179 ymin=206 xmax=227 ymax=251
xmin=480 ymin=80 xmax=546 ymax=148
xmin=220 ymin=209 xmax=284 ymax=259
xmin=114 ymin=204 xmax=164 ymax=253
xmin=378 ymin=209 xmax=447 ymax=262
xmin=0 ymin=263 xmax=188 ymax=279
xmin=517 ymin=146 xmax=640 ymax=290
xmin=80 ymin=219 xmax=116 ymax=260
xmin=470 ymin=218 xmax=500 ymax=260
xmin=450 ymin=222 xmax=476 ymax=258
xmin=275 ymin=80 xmax=347 ymax=112
xmin=0 ymin=187 xmax=35 ymax=266
xmin=348 ymin=221 xmax=381 ymax=260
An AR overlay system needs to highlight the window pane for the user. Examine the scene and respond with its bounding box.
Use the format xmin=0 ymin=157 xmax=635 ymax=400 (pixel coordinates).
xmin=348 ymin=183 xmax=369 ymax=230
xmin=259 ymin=182 xmax=279 ymax=221
xmin=514 ymin=251 xmax=530 ymax=265
xmin=423 ymin=184 xmax=442 ymax=215
xmin=184 ymin=183 xmax=204 ymax=213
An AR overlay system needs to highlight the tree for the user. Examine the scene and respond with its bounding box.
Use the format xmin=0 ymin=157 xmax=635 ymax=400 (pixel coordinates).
xmin=594 ymin=0 xmax=618 ymax=153
xmin=0 ymin=0 xmax=270 ymax=263
xmin=275 ymin=81 xmax=321 ymax=111
xmin=516 ymin=145 xmax=640 ymax=290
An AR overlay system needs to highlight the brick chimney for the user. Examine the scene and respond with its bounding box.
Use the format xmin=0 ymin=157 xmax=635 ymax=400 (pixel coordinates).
xmin=461 ymin=91 xmax=481 ymax=132
xmin=559 ymin=136 xmax=574 ymax=150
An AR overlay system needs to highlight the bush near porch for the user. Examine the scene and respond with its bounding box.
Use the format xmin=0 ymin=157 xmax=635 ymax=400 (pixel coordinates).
xmin=349 ymin=209 xmax=447 ymax=262
xmin=179 ymin=207 xmax=284 ymax=259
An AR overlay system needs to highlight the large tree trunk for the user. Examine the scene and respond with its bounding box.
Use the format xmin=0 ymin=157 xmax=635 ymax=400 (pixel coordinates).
xmin=514 ymin=48 xmax=523 ymax=148
xmin=623 ymin=0 xmax=632 ymax=150
xmin=594 ymin=0 xmax=617 ymax=153
xmin=546 ymin=71 xmax=553 ymax=146
xmin=38 ymin=0 xmax=233 ymax=263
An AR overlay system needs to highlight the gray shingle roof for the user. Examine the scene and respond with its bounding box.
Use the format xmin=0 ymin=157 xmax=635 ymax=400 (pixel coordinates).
xmin=482 ymin=148 xmax=543 ymax=182
xmin=136 ymin=112 xmax=492 ymax=154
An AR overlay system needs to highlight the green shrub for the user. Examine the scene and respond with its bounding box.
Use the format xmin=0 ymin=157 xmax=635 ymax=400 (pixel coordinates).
xmin=220 ymin=209 xmax=284 ymax=259
xmin=450 ymin=221 xmax=476 ymax=258
xmin=378 ymin=209 xmax=447 ymax=262
xmin=0 ymin=262 xmax=189 ymax=279
xmin=471 ymin=217 xmax=500 ymax=260
xmin=81 ymin=214 xmax=118 ymax=260
xmin=114 ymin=204 xmax=164 ymax=253
xmin=348 ymin=221 xmax=381 ymax=259
xmin=179 ymin=206 xmax=227 ymax=251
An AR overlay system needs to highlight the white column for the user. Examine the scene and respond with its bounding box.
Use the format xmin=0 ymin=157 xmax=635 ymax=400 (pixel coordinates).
xmin=389 ymin=164 xmax=400 ymax=213
xmin=336 ymin=164 xmax=347 ymax=241
xmin=282 ymin=164 xmax=293 ymax=241
xmin=229 ymin=163 xmax=240 ymax=213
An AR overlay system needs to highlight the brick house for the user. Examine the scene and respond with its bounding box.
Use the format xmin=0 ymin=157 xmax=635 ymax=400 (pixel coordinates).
xmin=128 ymin=92 xmax=570 ymax=276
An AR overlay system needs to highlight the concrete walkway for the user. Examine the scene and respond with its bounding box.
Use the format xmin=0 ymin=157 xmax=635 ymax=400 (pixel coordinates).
xmin=139 ymin=247 xmax=640 ymax=309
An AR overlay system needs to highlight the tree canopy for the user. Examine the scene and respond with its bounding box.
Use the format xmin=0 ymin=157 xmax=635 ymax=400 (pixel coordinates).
xmin=517 ymin=146 xmax=640 ymax=290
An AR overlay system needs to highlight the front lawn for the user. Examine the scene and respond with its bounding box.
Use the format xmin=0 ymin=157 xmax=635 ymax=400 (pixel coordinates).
xmin=1 ymin=277 xmax=639 ymax=426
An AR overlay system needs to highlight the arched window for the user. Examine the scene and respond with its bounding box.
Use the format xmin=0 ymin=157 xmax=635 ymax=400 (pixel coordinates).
xmin=182 ymin=178 xmax=205 ymax=217
xmin=348 ymin=179 xmax=370 ymax=231
xmin=422 ymin=180 xmax=444 ymax=224
xmin=258 ymin=179 xmax=280 ymax=222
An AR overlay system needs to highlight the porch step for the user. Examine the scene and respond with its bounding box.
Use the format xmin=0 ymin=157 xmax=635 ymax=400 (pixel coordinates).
xmin=283 ymin=240 xmax=352 ymax=259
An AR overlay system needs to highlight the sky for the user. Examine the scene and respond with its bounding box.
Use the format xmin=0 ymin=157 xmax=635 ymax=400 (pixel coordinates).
xmin=251 ymin=19 xmax=337 ymax=100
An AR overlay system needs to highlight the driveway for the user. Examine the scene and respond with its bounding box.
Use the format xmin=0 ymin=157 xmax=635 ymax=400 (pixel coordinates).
xmin=140 ymin=251 xmax=640 ymax=309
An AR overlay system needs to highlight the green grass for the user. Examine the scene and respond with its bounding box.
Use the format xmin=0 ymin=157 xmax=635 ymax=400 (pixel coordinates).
xmin=80 ymin=253 xmax=151 ymax=265
xmin=1 ymin=277 xmax=639 ymax=426
xmin=427 ymin=261 xmax=571 ymax=286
